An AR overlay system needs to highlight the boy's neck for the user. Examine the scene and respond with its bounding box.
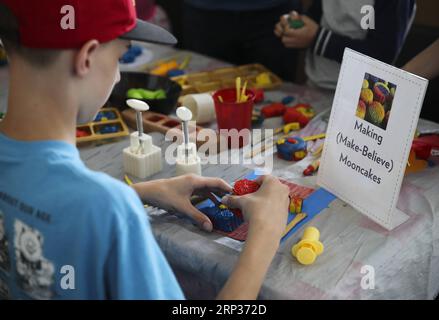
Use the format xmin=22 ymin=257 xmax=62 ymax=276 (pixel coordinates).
xmin=0 ymin=62 xmax=78 ymax=145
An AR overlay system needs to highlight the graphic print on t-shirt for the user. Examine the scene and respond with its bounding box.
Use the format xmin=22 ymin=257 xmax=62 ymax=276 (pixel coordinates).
xmin=0 ymin=211 xmax=11 ymax=273
xmin=14 ymin=219 xmax=55 ymax=299
xmin=0 ymin=275 xmax=10 ymax=299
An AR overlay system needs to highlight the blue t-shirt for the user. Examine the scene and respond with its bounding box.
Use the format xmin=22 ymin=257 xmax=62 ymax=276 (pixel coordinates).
xmin=0 ymin=133 xmax=184 ymax=300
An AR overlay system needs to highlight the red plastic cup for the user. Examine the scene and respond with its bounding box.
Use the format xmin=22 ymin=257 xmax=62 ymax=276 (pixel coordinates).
xmin=213 ymin=88 xmax=255 ymax=148
xmin=213 ymin=88 xmax=255 ymax=130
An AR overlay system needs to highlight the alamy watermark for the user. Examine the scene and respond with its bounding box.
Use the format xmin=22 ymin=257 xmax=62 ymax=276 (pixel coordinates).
xmin=360 ymin=5 xmax=375 ymax=30
xmin=164 ymin=124 xmax=276 ymax=173
xmin=60 ymin=265 xmax=75 ymax=290
xmin=360 ymin=265 xmax=375 ymax=290
xmin=60 ymin=5 xmax=76 ymax=30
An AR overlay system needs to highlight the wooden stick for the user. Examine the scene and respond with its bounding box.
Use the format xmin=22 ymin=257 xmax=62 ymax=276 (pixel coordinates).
xmin=283 ymin=213 xmax=307 ymax=237
xmin=312 ymin=144 xmax=324 ymax=157
xmin=236 ymin=77 xmax=241 ymax=103
xmin=179 ymin=54 xmax=192 ymax=70
xmin=240 ymin=80 xmax=248 ymax=102
xmin=246 ymin=132 xmax=325 ymax=159
xmin=246 ymin=131 xmax=290 ymax=159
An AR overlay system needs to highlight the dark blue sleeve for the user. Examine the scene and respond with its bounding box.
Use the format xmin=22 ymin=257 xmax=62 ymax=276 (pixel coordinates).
xmin=311 ymin=0 xmax=416 ymax=64
xmin=305 ymin=0 xmax=322 ymax=22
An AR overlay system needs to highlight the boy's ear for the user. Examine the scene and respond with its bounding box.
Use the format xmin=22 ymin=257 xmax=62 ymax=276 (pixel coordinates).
xmin=74 ymin=39 xmax=100 ymax=77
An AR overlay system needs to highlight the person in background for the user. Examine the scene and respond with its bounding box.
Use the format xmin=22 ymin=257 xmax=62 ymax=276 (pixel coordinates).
xmin=403 ymin=38 xmax=439 ymax=122
xmin=135 ymin=0 xmax=171 ymax=31
xmin=274 ymin=0 xmax=416 ymax=90
xmin=182 ymin=0 xmax=302 ymax=82
xmin=403 ymin=39 xmax=439 ymax=80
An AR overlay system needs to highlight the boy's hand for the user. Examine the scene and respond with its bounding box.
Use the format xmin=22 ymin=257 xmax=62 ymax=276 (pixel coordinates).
xmin=274 ymin=11 xmax=319 ymax=49
xmin=216 ymin=175 xmax=289 ymax=300
xmin=133 ymin=175 xmax=232 ymax=232
xmin=221 ymin=175 xmax=290 ymax=242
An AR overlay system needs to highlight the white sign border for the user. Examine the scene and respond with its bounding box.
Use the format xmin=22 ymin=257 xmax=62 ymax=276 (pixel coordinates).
xmin=318 ymin=48 xmax=428 ymax=230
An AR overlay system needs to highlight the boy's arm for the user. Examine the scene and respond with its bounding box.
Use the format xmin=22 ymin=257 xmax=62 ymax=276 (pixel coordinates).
xmin=217 ymin=222 xmax=280 ymax=300
xmin=311 ymin=0 xmax=415 ymax=64
xmin=217 ymin=176 xmax=290 ymax=300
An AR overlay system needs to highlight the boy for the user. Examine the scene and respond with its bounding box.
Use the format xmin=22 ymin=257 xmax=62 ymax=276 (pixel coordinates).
xmin=0 ymin=0 xmax=290 ymax=299
xmin=274 ymin=0 xmax=416 ymax=90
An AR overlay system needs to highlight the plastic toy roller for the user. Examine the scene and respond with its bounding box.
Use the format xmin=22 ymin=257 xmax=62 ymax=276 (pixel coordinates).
xmin=292 ymin=226 xmax=324 ymax=265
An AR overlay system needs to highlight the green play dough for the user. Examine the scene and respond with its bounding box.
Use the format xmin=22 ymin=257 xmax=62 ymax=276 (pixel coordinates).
xmin=155 ymin=89 xmax=166 ymax=99
xmin=138 ymin=89 xmax=157 ymax=99
xmin=126 ymin=88 xmax=167 ymax=100
xmin=289 ymin=18 xmax=304 ymax=29
xmin=126 ymin=89 xmax=144 ymax=99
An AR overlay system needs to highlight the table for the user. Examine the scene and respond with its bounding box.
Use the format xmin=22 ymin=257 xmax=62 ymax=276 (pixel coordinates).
xmin=1 ymin=43 xmax=439 ymax=300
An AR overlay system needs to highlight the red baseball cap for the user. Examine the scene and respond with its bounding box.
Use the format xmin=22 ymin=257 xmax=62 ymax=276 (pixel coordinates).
xmin=0 ymin=0 xmax=177 ymax=49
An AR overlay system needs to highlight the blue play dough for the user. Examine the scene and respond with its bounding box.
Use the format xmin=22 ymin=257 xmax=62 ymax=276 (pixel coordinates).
xmin=276 ymin=136 xmax=307 ymax=161
xmin=98 ymin=125 xmax=119 ymax=134
xmin=281 ymin=96 xmax=295 ymax=105
xmin=202 ymin=206 xmax=243 ymax=233
xmin=119 ymin=45 xmax=143 ymax=64
xmin=197 ymin=172 xmax=337 ymax=241
xmin=130 ymin=45 xmax=143 ymax=56
xmin=167 ymin=69 xmax=186 ymax=77
xmin=94 ymin=111 xmax=117 ymax=122
xmin=120 ymin=53 xmax=135 ymax=63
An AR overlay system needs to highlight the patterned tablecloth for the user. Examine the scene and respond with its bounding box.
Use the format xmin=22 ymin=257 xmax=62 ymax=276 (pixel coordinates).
xmin=1 ymin=43 xmax=438 ymax=299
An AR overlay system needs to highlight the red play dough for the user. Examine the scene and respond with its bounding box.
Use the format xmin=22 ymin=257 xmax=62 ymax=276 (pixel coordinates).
xmin=231 ymin=179 xmax=261 ymax=219
xmin=261 ymin=103 xmax=286 ymax=118
xmin=283 ymin=108 xmax=310 ymax=128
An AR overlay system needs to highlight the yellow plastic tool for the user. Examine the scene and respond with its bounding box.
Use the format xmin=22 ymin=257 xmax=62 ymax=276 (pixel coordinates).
xmin=283 ymin=213 xmax=307 ymax=237
xmin=274 ymin=122 xmax=300 ymax=135
xmin=282 ymin=122 xmax=300 ymax=134
xmin=124 ymin=174 xmax=133 ymax=186
xmin=291 ymin=226 xmax=324 ymax=265
xmin=303 ymin=133 xmax=326 ymax=141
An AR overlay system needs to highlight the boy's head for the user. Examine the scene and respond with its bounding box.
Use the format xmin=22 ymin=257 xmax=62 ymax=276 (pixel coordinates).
xmin=0 ymin=0 xmax=176 ymax=124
